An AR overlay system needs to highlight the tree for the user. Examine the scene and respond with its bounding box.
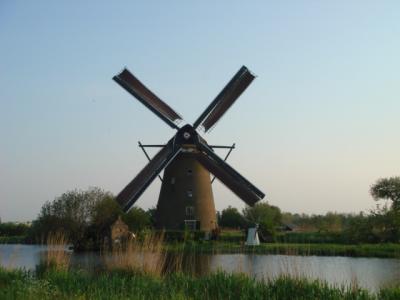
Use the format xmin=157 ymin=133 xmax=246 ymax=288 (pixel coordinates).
xmin=370 ymin=177 xmax=400 ymax=211
xmin=242 ymin=202 xmax=282 ymax=239
xmin=122 ymin=207 xmax=151 ymax=232
xmin=342 ymin=212 xmax=377 ymax=243
xmin=146 ymin=207 xmax=158 ymax=227
xmin=31 ymin=187 xmax=114 ymax=245
xmin=219 ymin=206 xmax=245 ymax=228
xmin=370 ymin=177 xmax=400 ymax=242
xmin=312 ymin=212 xmax=343 ymax=233
xmin=91 ymin=196 xmax=122 ymax=235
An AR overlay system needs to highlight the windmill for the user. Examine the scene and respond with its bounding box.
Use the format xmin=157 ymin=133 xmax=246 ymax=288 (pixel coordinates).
xmin=113 ymin=66 xmax=265 ymax=232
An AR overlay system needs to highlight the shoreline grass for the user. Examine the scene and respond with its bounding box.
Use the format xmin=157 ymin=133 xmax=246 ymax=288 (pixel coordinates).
xmin=165 ymin=241 xmax=400 ymax=258
xmin=0 ymin=236 xmax=27 ymax=244
xmin=0 ymin=267 xmax=399 ymax=300
xmin=1 ymin=239 xmax=399 ymax=258
xmin=1 ymin=233 xmax=399 ymax=299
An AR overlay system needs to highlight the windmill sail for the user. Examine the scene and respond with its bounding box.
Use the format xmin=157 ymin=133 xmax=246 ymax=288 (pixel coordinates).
xmin=196 ymin=141 xmax=264 ymax=206
xmin=116 ymin=139 xmax=181 ymax=212
xmin=113 ymin=68 xmax=182 ymax=129
xmin=193 ymin=66 xmax=255 ymax=132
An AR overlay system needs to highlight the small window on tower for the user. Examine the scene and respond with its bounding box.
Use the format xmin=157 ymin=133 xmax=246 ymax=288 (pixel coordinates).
xmin=187 ymin=169 xmax=193 ymax=176
xmin=184 ymin=220 xmax=197 ymax=230
xmin=186 ymin=206 xmax=194 ymax=216
xmin=187 ymin=189 xmax=193 ymax=198
xmin=171 ymin=177 xmax=175 ymax=184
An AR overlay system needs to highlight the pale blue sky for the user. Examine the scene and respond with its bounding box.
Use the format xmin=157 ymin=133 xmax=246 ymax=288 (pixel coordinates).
xmin=1 ymin=1 xmax=399 ymax=221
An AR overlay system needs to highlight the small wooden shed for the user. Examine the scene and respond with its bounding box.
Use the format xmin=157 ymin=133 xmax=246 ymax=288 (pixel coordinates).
xmin=111 ymin=216 xmax=131 ymax=243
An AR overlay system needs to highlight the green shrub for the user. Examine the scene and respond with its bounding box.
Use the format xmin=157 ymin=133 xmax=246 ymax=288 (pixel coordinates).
xmin=0 ymin=236 xmax=27 ymax=244
xmin=276 ymin=232 xmax=346 ymax=244
xmin=159 ymin=230 xmax=206 ymax=242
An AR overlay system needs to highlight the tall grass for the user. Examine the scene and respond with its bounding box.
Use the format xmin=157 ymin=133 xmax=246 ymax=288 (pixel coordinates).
xmin=44 ymin=231 xmax=70 ymax=271
xmin=1 ymin=267 xmax=399 ymax=300
xmin=104 ymin=231 xmax=185 ymax=276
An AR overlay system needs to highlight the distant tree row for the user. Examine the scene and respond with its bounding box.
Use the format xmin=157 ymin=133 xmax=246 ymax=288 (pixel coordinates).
xmin=279 ymin=177 xmax=400 ymax=243
xmin=217 ymin=177 xmax=400 ymax=243
xmin=0 ymin=222 xmax=30 ymax=237
xmin=23 ymin=176 xmax=400 ymax=247
xmin=27 ymin=186 xmax=284 ymax=247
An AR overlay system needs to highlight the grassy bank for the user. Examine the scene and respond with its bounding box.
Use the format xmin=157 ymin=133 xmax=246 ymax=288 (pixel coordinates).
xmin=166 ymin=241 xmax=400 ymax=258
xmin=1 ymin=233 xmax=399 ymax=299
xmin=1 ymin=267 xmax=399 ymax=300
xmin=2 ymin=238 xmax=399 ymax=258
xmin=0 ymin=236 xmax=27 ymax=244
xmin=149 ymin=230 xmax=400 ymax=258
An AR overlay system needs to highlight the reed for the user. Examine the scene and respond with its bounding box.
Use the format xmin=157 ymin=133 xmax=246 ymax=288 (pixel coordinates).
xmin=104 ymin=231 xmax=175 ymax=276
xmin=45 ymin=231 xmax=70 ymax=271
xmin=1 ymin=267 xmax=399 ymax=299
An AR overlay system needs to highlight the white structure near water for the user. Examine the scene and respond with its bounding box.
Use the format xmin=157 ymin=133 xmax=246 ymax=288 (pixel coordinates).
xmin=245 ymin=227 xmax=260 ymax=246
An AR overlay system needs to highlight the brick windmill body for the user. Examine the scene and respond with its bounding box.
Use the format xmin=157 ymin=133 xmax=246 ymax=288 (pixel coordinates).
xmin=113 ymin=66 xmax=265 ymax=232
xmin=156 ymin=146 xmax=217 ymax=231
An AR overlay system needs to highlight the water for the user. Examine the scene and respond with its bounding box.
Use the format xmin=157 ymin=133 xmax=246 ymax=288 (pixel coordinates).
xmin=1 ymin=244 xmax=399 ymax=292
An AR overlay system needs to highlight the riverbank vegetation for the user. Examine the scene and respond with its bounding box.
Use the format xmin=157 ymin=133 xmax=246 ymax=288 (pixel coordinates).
xmin=1 ymin=267 xmax=399 ymax=299
xmin=1 ymin=177 xmax=399 ymax=258
xmin=0 ymin=236 xmax=26 ymax=244
xmin=0 ymin=223 xmax=30 ymax=244
xmin=166 ymin=240 xmax=400 ymax=258
xmin=1 ymin=228 xmax=400 ymax=299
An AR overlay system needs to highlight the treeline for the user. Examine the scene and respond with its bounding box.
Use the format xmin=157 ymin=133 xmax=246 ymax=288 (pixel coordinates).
xmin=211 ymin=176 xmax=400 ymax=243
xmin=26 ymin=187 xmax=280 ymax=248
xmin=286 ymin=177 xmax=400 ymax=243
xmin=0 ymin=222 xmax=30 ymax=237
xmin=218 ymin=205 xmax=400 ymax=243
xmin=3 ymin=176 xmax=399 ymax=247
xmin=281 ymin=211 xmax=399 ymax=243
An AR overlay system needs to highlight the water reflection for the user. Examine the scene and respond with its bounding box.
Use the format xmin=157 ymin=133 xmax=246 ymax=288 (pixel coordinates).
xmin=1 ymin=244 xmax=399 ymax=292
xmin=0 ymin=244 xmax=48 ymax=270
xmin=208 ymin=254 xmax=400 ymax=292
xmin=173 ymin=253 xmax=212 ymax=275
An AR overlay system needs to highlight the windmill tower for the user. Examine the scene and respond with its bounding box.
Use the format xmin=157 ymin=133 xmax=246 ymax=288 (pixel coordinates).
xmin=113 ymin=66 xmax=265 ymax=231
